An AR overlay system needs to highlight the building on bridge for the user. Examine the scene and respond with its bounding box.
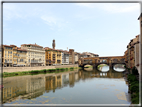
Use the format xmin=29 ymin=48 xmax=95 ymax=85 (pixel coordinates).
xmin=80 ymin=52 xmax=99 ymax=58
xmin=78 ymin=56 xmax=125 ymax=70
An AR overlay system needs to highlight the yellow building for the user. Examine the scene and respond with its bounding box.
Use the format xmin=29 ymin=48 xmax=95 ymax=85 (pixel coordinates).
xmin=2 ymin=45 xmax=13 ymax=67
xmin=45 ymin=47 xmax=62 ymax=66
xmin=45 ymin=47 xmax=56 ymax=66
xmin=11 ymin=45 xmax=27 ymax=67
xmin=56 ymin=49 xmax=62 ymax=65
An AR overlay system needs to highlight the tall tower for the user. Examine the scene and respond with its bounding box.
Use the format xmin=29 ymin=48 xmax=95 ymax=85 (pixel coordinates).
xmin=69 ymin=49 xmax=75 ymax=64
xmin=52 ymin=39 xmax=55 ymax=49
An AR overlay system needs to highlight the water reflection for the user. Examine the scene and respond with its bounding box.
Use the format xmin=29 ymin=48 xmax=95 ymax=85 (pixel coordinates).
xmin=114 ymin=64 xmax=125 ymax=72
xmin=3 ymin=68 xmax=130 ymax=104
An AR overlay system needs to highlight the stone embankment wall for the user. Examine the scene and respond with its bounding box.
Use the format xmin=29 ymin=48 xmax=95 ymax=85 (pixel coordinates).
xmin=3 ymin=64 xmax=78 ymax=73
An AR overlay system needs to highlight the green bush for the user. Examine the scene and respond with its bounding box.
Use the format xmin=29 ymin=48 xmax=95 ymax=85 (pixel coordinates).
xmin=56 ymin=68 xmax=59 ymax=70
xmin=127 ymin=74 xmax=137 ymax=82
xmin=131 ymin=95 xmax=139 ymax=104
xmin=132 ymin=66 xmax=139 ymax=75
xmin=130 ymin=82 xmax=139 ymax=93
xmin=70 ymin=67 xmax=74 ymax=69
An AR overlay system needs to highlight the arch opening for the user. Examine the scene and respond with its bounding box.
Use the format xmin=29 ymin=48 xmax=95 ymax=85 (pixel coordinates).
xmin=113 ymin=64 xmax=125 ymax=72
xmin=97 ymin=64 xmax=109 ymax=72
xmin=84 ymin=64 xmax=93 ymax=71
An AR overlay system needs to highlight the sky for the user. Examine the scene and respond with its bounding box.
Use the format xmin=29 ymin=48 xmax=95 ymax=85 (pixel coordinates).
xmin=3 ymin=2 xmax=141 ymax=56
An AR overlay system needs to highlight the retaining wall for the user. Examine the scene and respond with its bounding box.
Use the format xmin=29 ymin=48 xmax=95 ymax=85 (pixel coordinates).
xmin=3 ymin=64 xmax=78 ymax=73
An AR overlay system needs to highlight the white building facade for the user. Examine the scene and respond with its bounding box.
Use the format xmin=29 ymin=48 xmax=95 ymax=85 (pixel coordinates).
xmin=21 ymin=43 xmax=45 ymax=67
xmin=61 ymin=51 xmax=69 ymax=65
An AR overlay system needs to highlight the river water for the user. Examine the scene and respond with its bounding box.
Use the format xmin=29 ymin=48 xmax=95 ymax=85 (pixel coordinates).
xmin=2 ymin=66 xmax=131 ymax=106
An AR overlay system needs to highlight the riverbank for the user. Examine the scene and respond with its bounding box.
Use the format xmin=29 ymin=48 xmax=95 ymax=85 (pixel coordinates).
xmin=123 ymin=71 xmax=139 ymax=106
xmin=3 ymin=66 xmax=81 ymax=78
xmin=97 ymin=64 xmax=107 ymax=70
xmin=2 ymin=64 xmax=78 ymax=73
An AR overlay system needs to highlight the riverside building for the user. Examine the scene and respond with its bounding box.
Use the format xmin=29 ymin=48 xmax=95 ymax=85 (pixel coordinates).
xmin=11 ymin=45 xmax=27 ymax=67
xmin=69 ymin=49 xmax=75 ymax=64
xmin=21 ymin=43 xmax=45 ymax=67
xmin=61 ymin=50 xmax=69 ymax=65
xmin=45 ymin=47 xmax=62 ymax=66
xmin=125 ymin=35 xmax=140 ymax=74
xmin=2 ymin=45 xmax=13 ymax=67
xmin=138 ymin=13 xmax=142 ymax=75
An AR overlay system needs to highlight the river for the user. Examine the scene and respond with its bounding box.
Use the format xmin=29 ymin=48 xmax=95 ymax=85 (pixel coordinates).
xmin=2 ymin=66 xmax=131 ymax=106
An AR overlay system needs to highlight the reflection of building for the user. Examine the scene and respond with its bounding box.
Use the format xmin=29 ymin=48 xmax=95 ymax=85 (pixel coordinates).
xmin=3 ymin=76 xmax=46 ymax=103
xmin=3 ymin=78 xmax=26 ymax=103
xmin=69 ymin=73 xmax=75 ymax=87
xmin=26 ymin=77 xmax=45 ymax=99
xmin=21 ymin=43 xmax=45 ymax=67
xmin=62 ymin=74 xmax=69 ymax=87
xmin=26 ymin=77 xmax=45 ymax=93
xmin=74 ymin=72 xmax=79 ymax=82
xmin=45 ymin=75 xmax=62 ymax=93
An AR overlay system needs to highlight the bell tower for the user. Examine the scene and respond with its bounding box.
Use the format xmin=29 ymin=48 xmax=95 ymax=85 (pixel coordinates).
xmin=52 ymin=39 xmax=55 ymax=49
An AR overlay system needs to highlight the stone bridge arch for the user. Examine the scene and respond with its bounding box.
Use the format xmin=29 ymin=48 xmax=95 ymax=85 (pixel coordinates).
xmin=78 ymin=56 xmax=126 ymax=70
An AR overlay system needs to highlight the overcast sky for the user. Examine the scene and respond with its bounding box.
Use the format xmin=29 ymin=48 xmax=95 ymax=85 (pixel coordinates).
xmin=3 ymin=3 xmax=140 ymax=56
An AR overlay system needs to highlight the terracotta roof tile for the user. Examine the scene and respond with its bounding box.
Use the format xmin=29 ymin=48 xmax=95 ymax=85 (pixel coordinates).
xmin=21 ymin=44 xmax=43 ymax=48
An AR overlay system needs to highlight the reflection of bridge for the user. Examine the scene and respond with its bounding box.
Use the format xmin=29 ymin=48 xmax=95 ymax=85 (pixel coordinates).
xmin=79 ymin=69 xmax=125 ymax=79
xmin=78 ymin=56 xmax=126 ymax=70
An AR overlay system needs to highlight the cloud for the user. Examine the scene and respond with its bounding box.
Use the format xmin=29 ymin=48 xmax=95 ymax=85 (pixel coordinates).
xmin=41 ymin=16 xmax=57 ymax=26
xmin=3 ymin=3 xmax=43 ymax=20
xmin=41 ymin=15 xmax=68 ymax=31
xmin=76 ymin=3 xmax=140 ymax=13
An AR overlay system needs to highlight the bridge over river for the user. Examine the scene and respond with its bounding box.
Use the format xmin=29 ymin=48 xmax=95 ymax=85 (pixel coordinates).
xmin=78 ymin=56 xmax=126 ymax=70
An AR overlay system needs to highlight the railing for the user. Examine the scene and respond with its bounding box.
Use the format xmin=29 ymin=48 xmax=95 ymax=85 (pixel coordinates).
xmin=5 ymin=61 xmax=12 ymax=63
xmin=31 ymin=61 xmax=43 ymax=63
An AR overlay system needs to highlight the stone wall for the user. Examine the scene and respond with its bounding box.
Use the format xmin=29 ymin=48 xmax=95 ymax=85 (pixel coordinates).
xmin=3 ymin=64 xmax=78 ymax=73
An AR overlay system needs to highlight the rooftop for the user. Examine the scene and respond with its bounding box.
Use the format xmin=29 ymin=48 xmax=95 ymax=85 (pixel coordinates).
xmin=138 ymin=13 xmax=142 ymax=20
xmin=21 ymin=43 xmax=43 ymax=48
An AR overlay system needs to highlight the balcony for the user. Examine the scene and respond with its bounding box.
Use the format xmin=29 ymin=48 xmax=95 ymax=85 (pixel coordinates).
xmin=31 ymin=60 xmax=43 ymax=63
xmin=5 ymin=61 xmax=12 ymax=63
xmin=130 ymin=57 xmax=133 ymax=60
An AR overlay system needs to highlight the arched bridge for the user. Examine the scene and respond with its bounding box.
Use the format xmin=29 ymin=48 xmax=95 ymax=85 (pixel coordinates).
xmin=78 ymin=56 xmax=125 ymax=70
